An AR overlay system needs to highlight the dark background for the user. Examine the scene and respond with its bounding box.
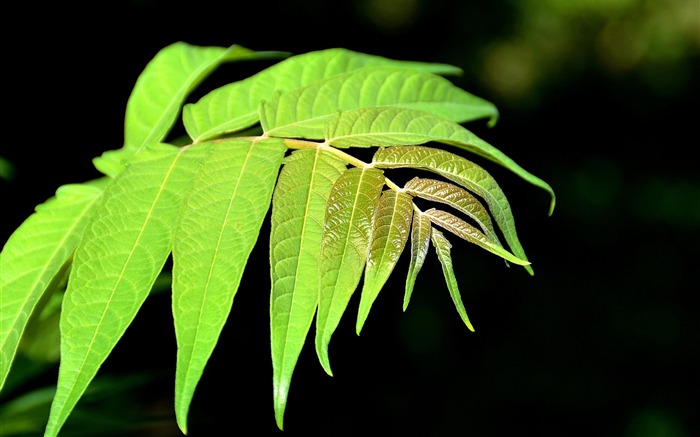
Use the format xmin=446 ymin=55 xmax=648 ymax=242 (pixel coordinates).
xmin=1 ymin=1 xmax=698 ymax=436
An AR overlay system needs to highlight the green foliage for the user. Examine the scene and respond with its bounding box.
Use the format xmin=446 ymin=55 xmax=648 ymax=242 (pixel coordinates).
xmin=0 ymin=41 xmax=554 ymax=435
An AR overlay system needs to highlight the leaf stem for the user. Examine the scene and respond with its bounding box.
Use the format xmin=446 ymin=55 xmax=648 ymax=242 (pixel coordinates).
xmin=281 ymin=138 xmax=369 ymax=169
xmin=281 ymin=138 xmax=410 ymax=195
xmin=383 ymin=177 xmax=403 ymax=192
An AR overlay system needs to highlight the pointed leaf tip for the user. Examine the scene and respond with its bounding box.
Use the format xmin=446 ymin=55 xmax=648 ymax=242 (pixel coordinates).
xmin=172 ymin=138 xmax=286 ymax=432
xmin=356 ymin=189 xmax=413 ymax=334
xmin=315 ymin=167 xmax=384 ymax=377
xmin=431 ymin=228 xmax=475 ymax=332
xmin=403 ymin=209 xmax=431 ymax=312
xmin=269 ymin=148 xmax=347 ymax=431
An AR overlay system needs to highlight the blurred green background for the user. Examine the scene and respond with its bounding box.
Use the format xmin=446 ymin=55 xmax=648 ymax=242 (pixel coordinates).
xmin=1 ymin=0 xmax=698 ymax=436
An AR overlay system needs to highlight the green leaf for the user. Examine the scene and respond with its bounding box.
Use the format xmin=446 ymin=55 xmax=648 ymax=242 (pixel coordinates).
xmin=0 ymin=183 xmax=102 ymax=392
xmin=315 ymin=167 xmax=385 ymax=376
xmin=171 ymin=138 xmax=287 ymax=434
xmin=424 ymin=208 xmax=529 ymax=265
xmin=403 ymin=209 xmax=431 ymax=312
xmin=373 ymin=145 xmax=535 ymax=275
xmin=93 ymin=43 xmax=284 ymax=179
xmin=356 ymin=189 xmax=413 ymax=334
xmin=430 ymin=228 xmax=475 ymax=332
xmin=261 ymin=67 xmax=498 ymax=139
xmin=326 ymin=107 xmax=555 ymax=215
xmin=124 ymin=42 xmax=277 ymax=152
xmin=45 ymin=143 xmax=209 ymax=437
xmin=403 ymin=177 xmax=502 ymax=246
xmin=183 ymin=48 xmax=462 ymax=143
xmin=269 ymin=148 xmax=347 ymax=430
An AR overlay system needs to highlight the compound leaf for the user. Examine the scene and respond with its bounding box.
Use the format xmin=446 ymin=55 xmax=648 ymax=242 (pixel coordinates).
xmin=404 ymin=177 xmax=501 ymax=246
xmin=261 ymin=67 xmax=498 ymax=139
xmin=356 ymin=189 xmax=413 ymax=334
xmin=269 ymin=149 xmax=347 ymax=430
xmin=0 ymin=183 xmax=102 ymax=392
xmin=171 ymin=138 xmax=287 ymax=434
xmin=326 ymin=107 xmax=554 ymax=215
xmin=315 ymin=167 xmax=385 ymax=376
xmin=403 ymin=209 xmax=432 ymax=312
xmin=373 ymin=145 xmax=534 ymax=275
xmin=45 ymin=143 xmax=209 ymax=437
xmin=430 ymin=228 xmax=474 ymax=332
xmin=424 ymin=208 xmax=528 ymax=265
xmin=183 ymin=48 xmax=462 ymax=143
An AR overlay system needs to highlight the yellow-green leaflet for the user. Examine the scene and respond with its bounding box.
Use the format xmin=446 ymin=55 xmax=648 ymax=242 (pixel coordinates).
xmin=269 ymin=148 xmax=347 ymax=430
xmin=326 ymin=107 xmax=555 ymax=216
xmin=171 ymin=138 xmax=287 ymax=434
xmin=404 ymin=177 xmax=503 ymax=247
xmin=373 ymin=145 xmax=534 ymax=275
xmin=184 ymin=48 xmax=463 ymax=143
xmin=430 ymin=228 xmax=475 ymax=332
xmin=424 ymin=208 xmax=529 ymax=265
xmin=45 ymin=143 xmax=210 ymax=437
xmin=0 ymin=183 xmax=102 ymax=392
xmin=261 ymin=67 xmax=498 ymax=139
xmin=94 ymin=43 xmax=284 ymax=178
xmin=124 ymin=42 xmax=278 ymax=151
xmin=403 ymin=209 xmax=432 ymax=312
xmin=356 ymin=189 xmax=413 ymax=334
xmin=315 ymin=167 xmax=385 ymax=376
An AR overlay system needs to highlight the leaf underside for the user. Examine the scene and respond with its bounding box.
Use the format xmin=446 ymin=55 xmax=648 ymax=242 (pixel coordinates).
xmin=45 ymin=143 xmax=210 ymax=437
xmin=0 ymin=184 xmax=103 ymax=392
xmin=261 ymin=67 xmax=498 ymax=139
xmin=184 ymin=48 xmax=464 ymax=143
xmin=269 ymin=148 xmax=348 ymax=430
xmin=171 ymin=138 xmax=287 ymax=433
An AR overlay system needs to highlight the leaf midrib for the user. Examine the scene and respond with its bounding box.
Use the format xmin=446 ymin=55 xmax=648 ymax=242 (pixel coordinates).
xmin=181 ymin=140 xmax=257 ymax=384
xmin=276 ymin=148 xmax=323 ymax=392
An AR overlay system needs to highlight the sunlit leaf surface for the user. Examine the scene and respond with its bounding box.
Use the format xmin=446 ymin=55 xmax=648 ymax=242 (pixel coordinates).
xmin=315 ymin=167 xmax=385 ymax=376
xmin=0 ymin=43 xmax=554 ymax=435
xmin=373 ymin=145 xmax=534 ymax=275
xmin=171 ymin=138 xmax=286 ymax=433
xmin=45 ymin=143 xmax=209 ymax=437
xmin=424 ymin=208 xmax=528 ymax=265
xmin=0 ymin=184 xmax=102 ymax=391
xmin=403 ymin=209 xmax=432 ymax=311
xmin=326 ymin=106 xmax=554 ymax=215
xmin=356 ymin=189 xmax=413 ymax=334
xmin=430 ymin=228 xmax=475 ymax=331
xmin=269 ymin=149 xmax=347 ymax=430
xmin=125 ymin=42 xmax=273 ymax=151
xmin=184 ymin=48 xmax=462 ymax=143
xmin=262 ymin=67 xmax=498 ymax=139
xmin=404 ymin=177 xmax=502 ymax=246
